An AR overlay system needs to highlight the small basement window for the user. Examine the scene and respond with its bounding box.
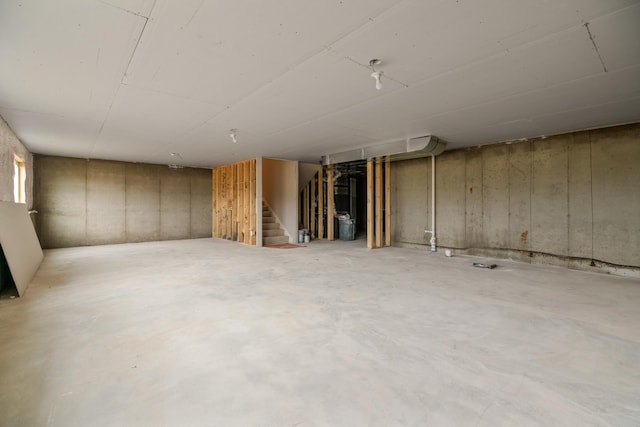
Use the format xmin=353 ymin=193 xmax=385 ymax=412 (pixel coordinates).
xmin=13 ymin=155 xmax=26 ymax=204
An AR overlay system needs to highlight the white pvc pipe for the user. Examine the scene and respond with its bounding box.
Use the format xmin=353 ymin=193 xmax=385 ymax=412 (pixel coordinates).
xmin=424 ymin=154 xmax=437 ymax=252
xmin=430 ymin=154 xmax=436 ymax=252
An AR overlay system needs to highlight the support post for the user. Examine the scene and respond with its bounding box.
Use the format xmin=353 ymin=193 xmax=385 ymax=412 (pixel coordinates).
xmin=244 ymin=161 xmax=250 ymax=244
xmin=318 ymin=168 xmax=324 ymax=240
xmin=227 ymin=163 xmax=238 ymax=240
xmin=303 ymin=185 xmax=309 ymax=230
xmin=236 ymin=163 xmax=244 ymax=243
xmin=250 ymin=159 xmax=256 ymax=245
xmin=385 ymin=156 xmax=391 ymax=247
xmin=310 ymin=173 xmax=316 ymax=238
xmin=430 ymin=154 xmax=436 ymax=252
xmin=367 ymin=159 xmax=373 ymax=249
xmin=212 ymin=169 xmax=217 ymax=238
xmin=327 ymin=166 xmax=334 ymax=241
xmin=375 ymin=157 xmax=382 ymax=248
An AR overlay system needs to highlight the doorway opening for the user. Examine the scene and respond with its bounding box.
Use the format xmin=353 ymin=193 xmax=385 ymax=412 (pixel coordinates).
xmin=331 ymin=162 xmax=367 ymax=241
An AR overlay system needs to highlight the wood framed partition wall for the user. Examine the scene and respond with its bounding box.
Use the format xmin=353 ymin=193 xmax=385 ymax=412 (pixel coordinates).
xmin=367 ymin=156 xmax=391 ymax=249
xmin=212 ymin=159 xmax=257 ymax=245
xmin=300 ymin=160 xmax=391 ymax=246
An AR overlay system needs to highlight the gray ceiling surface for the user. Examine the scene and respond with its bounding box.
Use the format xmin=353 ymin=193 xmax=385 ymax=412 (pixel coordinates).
xmin=1 ymin=0 xmax=639 ymax=168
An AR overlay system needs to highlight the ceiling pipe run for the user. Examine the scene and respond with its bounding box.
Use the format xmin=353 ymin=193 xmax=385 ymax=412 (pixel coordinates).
xmin=322 ymin=135 xmax=446 ymax=165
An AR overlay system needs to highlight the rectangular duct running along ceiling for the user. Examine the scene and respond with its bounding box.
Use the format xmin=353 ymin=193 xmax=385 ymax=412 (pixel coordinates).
xmin=322 ymin=136 xmax=447 ymax=165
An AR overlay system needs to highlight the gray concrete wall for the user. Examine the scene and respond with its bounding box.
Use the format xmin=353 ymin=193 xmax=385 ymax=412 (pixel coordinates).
xmin=34 ymin=156 xmax=212 ymax=248
xmin=0 ymin=116 xmax=33 ymax=209
xmin=392 ymin=123 xmax=640 ymax=274
xmin=391 ymin=157 xmax=431 ymax=245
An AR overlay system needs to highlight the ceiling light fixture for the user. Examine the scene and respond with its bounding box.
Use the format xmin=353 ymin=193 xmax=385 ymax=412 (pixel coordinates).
xmin=369 ymin=59 xmax=383 ymax=90
xmin=168 ymin=152 xmax=183 ymax=169
xmin=229 ymin=129 xmax=238 ymax=143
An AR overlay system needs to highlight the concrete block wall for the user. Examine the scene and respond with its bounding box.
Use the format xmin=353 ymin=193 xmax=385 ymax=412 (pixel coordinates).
xmin=34 ymin=155 xmax=212 ymax=248
xmin=0 ymin=116 xmax=33 ymax=208
xmin=391 ymin=123 xmax=640 ymax=275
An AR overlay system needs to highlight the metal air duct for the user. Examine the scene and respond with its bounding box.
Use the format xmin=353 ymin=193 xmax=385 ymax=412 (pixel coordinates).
xmin=322 ymin=135 xmax=446 ymax=165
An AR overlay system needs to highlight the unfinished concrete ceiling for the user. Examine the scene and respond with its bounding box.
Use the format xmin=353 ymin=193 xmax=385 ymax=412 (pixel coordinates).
xmin=1 ymin=0 xmax=639 ymax=168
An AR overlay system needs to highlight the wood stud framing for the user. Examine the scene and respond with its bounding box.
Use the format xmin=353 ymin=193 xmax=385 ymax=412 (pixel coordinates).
xmin=375 ymin=158 xmax=382 ymax=248
xmin=318 ymin=168 xmax=324 ymax=240
xmin=385 ymin=156 xmax=391 ymax=247
xmin=310 ymin=175 xmax=316 ymax=238
xmin=367 ymin=156 xmax=391 ymax=249
xmin=244 ymin=161 xmax=250 ymax=244
xmin=295 ymin=161 xmax=391 ymax=248
xmin=212 ymin=159 xmax=257 ymax=245
xmin=327 ymin=167 xmax=334 ymax=241
xmin=367 ymin=159 xmax=374 ymax=249
xmin=250 ymin=161 xmax=256 ymax=245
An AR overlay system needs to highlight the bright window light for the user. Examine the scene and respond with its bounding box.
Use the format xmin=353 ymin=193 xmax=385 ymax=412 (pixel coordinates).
xmin=13 ymin=155 xmax=26 ymax=204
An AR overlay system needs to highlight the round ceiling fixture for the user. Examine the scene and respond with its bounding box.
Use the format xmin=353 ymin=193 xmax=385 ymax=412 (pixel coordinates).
xmin=369 ymin=59 xmax=383 ymax=90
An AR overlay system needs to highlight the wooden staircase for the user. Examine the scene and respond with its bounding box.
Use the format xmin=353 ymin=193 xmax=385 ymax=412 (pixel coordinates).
xmin=262 ymin=202 xmax=289 ymax=246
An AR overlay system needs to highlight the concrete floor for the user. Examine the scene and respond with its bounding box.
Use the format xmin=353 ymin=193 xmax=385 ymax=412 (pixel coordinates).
xmin=1 ymin=239 xmax=639 ymax=426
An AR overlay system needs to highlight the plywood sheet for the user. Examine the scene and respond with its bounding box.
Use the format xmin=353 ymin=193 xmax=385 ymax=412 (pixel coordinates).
xmin=0 ymin=201 xmax=44 ymax=296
